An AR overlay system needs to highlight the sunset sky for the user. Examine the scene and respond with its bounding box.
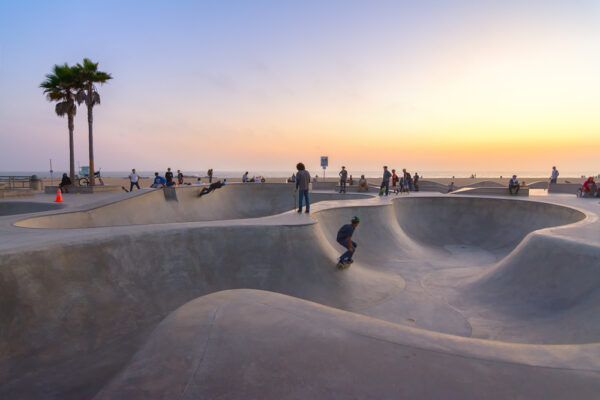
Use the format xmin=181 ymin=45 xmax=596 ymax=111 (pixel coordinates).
xmin=1 ymin=0 xmax=599 ymax=176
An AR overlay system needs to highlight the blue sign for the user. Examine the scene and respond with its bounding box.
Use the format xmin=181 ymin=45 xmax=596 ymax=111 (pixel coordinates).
xmin=320 ymin=156 xmax=328 ymax=169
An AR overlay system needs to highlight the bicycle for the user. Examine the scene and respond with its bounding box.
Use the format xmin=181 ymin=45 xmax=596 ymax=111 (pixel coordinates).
xmin=78 ymin=168 xmax=104 ymax=186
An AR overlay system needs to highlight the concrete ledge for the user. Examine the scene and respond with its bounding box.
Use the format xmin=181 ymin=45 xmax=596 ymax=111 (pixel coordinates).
xmin=0 ymin=189 xmax=35 ymax=199
xmin=44 ymin=185 xmax=124 ymax=194
xmin=451 ymin=187 xmax=529 ymax=196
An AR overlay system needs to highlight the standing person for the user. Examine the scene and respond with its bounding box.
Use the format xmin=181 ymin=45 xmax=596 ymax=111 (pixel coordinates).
xmin=336 ymin=216 xmax=360 ymax=269
xmin=177 ymin=169 xmax=184 ymax=185
xmin=165 ymin=168 xmax=174 ymax=187
xmin=509 ymin=175 xmax=520 ymax=195
xmin=129 ymin=168 xmax=141 ymax=191
xmin=413 ymin=172 xmax=420 ymax=192
xmin=391 ymin=169 xmax=398 ymax=193
xmin=550 ymin=166 xmax=559 ymax=184
xmin=242 ymin=171 xmax=249 ymax=183
xmin=295 ymin=162 xmax=311 ymax=213
xmin=207 ymin=169 xmax=213 ymax=184
xmin=339 ymin=166 xmax=348 ymax=193
xmin=380 ymin=166 xmax=392 ymax=196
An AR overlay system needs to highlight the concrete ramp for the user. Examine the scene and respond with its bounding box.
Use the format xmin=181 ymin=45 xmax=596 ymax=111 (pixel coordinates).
xmin=93 ymin=290 xmax=600 ymax=400
xmin=14 ymin=184 xmax=368 ymax=228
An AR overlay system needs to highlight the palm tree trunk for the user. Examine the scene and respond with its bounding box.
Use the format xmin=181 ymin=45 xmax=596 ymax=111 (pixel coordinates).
xmin=68 ymin=114 xmax=75 ymax=184
xmin=87 ymin=103 xmax=95 ymax=186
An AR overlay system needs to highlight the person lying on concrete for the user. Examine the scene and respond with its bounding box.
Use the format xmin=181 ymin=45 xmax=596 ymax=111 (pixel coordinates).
xmin=336 ymin=216 xmax=360 ymax=268
xmin=358 ymin=175 xmax=368 ymax=192
xmin=198 ymin=179 xmax=226 ymax=197
xmin=150 ymin=172 xmax=167 ymax=188
xmin=580 ymin=177 xmax=598 ymax=198
xmin=509 ymin=175 xmax=520 ymax=195
xmin=58 ymin=173 xmax=72 ymax=193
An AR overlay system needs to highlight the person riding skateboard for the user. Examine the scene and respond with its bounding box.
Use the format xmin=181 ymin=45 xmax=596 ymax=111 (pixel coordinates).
xmin=336 ymin=216 xmax=360 ymax=269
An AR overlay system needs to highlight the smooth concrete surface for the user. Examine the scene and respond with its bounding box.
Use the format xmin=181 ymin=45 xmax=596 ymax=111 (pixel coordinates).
xmin=1 ymin=185 xmax=599 ymax=399
xmin=18 ymin=184 xmax=369 ymax=228
xmin=451 ymin=186 xmax=530 ymax=196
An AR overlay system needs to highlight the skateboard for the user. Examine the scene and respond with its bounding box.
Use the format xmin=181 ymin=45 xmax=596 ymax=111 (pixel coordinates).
xmin=336 ymin=259 xmax=353 ymax=270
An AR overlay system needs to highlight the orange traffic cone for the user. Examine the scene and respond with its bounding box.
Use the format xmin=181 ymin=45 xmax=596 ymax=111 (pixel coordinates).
xmin=55 ymin=188 xmax=63 ymax=202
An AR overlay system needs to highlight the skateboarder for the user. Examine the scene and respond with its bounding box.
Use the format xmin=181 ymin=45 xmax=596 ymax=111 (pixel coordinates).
xmin=198 ymin=179 xmax=226 ymax=197
xmin=336 ymin=216 xmax=360 ymax=269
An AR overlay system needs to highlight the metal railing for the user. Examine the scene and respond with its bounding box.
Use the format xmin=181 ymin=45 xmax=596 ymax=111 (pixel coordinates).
xmin=0 ymin=176 xmax=32 ymax=190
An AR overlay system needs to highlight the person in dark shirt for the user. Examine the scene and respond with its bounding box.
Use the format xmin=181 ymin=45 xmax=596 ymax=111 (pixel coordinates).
xmin=177 ymin=169 xmax=184 ymax=185
xmin=339 ymin=166 xmax=348 ymax=193
xmin=336 ymin=216 xmax=360 ymax=268
xmin=198 ymin=179 xmax=226 ymax=197
xmin=59 ymin=173 xmax=72 ymax=193
xmin=380 ymin=166 xmax=392 ymax=196
xmin=165 ymin=168 xmax=175 ymax=187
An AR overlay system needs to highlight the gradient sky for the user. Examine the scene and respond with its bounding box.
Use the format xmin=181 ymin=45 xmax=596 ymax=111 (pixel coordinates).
xmin=1 ymin=0 xmax=599 ymax=175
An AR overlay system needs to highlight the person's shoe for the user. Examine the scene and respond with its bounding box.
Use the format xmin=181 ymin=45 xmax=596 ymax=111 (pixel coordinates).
xmin=297 ymin=209 xmax=302 ymax=213
xmin=305 ymin=210 xmax=310 ymax=214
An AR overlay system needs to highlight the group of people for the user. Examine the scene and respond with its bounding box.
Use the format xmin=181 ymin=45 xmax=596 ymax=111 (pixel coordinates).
xmin=243 ymin=171 xmax=266 ymax=183
xmin=146 ymin=168 xmax=186 ymax=189
xmin=379 ymin=166 xmax=419 ymax=196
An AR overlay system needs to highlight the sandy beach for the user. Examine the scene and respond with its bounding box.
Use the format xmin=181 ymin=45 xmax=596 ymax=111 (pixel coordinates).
xmin=40 ymin=175 xmax=587 ymax=190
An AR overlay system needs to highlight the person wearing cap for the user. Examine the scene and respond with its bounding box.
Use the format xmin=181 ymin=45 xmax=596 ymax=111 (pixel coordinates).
xmin=339 ymin=166 xmax=348 ymax=193
xmin=509 ymin=175 xmax=520 ymax=195
xmin=336 ymin=216 xmax=360 ymax=268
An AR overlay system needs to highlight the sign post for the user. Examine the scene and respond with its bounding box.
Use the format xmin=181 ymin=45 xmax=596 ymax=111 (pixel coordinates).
xmin=320 ymin=156 xmax=328 ymax=181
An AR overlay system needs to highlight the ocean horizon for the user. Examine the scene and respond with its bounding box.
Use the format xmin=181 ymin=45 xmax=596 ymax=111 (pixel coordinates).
xmin=2 ymin=169 xmax=597 ymax=179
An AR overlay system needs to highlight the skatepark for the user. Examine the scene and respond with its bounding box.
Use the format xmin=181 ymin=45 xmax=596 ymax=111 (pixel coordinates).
xmin=1 ymin=184 xmax=599 ymax=399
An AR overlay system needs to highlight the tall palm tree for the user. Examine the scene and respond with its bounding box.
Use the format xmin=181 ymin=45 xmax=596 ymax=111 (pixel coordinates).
xmin=40 ymin=64 xmax=78 ymax=184
xmin=75 ymin=58 xmax=112 ymax=186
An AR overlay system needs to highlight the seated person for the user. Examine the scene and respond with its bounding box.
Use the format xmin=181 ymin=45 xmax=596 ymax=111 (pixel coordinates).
xmin=150 ymin=172 xmax=167 ymax=188
xmin=193 ymin=177 xmax=203 ymax=185
xmin=59 ymin=173 xmax=72 ymax=193
xmin=349 ymin=175 xmax=354 ymax=186
xmin=358 ymin=175 xmax=368 ymax=192
xmin=198 ymin=179 xmax=226 ymax=197
xmin=509 ymin=175 xmax=520 ymax=195
xmin=447 ymin=181 xmax=456 ymax=193
xmin=581 ymin=177 xmax=598 ymax=197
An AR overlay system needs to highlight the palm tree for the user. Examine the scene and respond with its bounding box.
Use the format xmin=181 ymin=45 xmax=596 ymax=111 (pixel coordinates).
xmin=75 ymin=58 xmax=112 ymax=186
xmin=40 ymin=64 xmax=78 ymax=184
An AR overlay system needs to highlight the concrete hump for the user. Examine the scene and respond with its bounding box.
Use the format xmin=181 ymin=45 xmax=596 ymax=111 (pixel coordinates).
xmin=93 ymin=290 xmax=600 ymax=400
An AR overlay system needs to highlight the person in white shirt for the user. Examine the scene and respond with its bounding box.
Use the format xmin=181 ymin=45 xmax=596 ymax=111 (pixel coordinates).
xmin=129 ymin=168 xmax=141 ymax=191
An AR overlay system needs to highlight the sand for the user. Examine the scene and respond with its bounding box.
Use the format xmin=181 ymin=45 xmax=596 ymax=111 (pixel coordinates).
xmin=40 ymin=175 xmax=587 ymax=190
